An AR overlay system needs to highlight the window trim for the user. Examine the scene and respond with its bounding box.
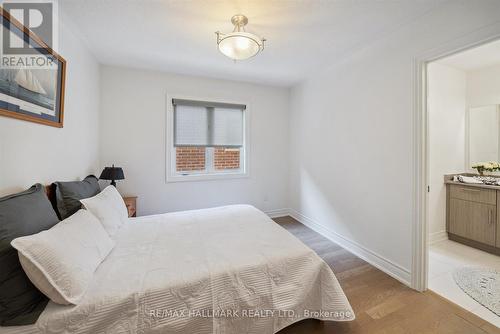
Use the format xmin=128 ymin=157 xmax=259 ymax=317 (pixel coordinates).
xmin=166 ymin=93 xmax=250 ymax=183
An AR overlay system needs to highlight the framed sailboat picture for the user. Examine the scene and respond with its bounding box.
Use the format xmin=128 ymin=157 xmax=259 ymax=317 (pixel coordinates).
xmin=0 ymin=7 xmax=66 ymax=127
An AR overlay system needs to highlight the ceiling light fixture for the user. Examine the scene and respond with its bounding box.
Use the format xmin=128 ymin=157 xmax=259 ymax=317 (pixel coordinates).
xmin=216 ymin=14 xmax=266 ymax=61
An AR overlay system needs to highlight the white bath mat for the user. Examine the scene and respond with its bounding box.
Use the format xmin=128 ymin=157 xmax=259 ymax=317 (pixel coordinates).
xmin=453 ymin=267 xmax=500 ymax=317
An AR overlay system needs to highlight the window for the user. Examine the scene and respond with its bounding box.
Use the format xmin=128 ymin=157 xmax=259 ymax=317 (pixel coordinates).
xmin=167 ymin=97 xmax=248 ymax=182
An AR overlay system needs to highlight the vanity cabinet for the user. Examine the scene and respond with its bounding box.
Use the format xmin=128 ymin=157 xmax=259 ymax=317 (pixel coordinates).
xmin=446 ymin=181 xmax=500 ymax=255
xmin=448 ymin=198 xmax=496 ymax=246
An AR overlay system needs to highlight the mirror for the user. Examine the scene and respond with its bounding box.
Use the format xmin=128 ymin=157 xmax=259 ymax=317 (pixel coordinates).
xmin=468 ymin=105 xmax=500 ymax=169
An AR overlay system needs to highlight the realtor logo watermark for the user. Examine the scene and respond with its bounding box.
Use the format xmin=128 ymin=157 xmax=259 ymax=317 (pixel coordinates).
xmin=1 ymin=0 xmax=58 ymax=68
xmin=147 ymin=308 xmax=354 ymax=321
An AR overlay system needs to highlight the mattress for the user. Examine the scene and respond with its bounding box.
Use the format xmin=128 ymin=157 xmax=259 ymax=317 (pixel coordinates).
xmin=1 ymin=205 xmax=354 ymax=334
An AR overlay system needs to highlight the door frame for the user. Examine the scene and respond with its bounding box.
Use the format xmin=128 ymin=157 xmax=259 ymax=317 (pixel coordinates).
xmin=412 ymin=23 xmax=500 ymax=291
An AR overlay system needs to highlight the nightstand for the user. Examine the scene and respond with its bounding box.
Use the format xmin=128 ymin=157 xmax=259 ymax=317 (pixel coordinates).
xmin=122 ymin=196 xmax=137 ymax=217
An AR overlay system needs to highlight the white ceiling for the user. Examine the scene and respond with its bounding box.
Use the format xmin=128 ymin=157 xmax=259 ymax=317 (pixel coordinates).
xmin=437 ymin=39 xmax=500 ymax=71
xmin=60 ymin=0 xmax=444 ymax=87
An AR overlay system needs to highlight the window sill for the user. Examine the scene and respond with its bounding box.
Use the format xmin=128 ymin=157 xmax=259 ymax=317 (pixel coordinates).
xmin=166 ymin=171 xmax=249 ymax=183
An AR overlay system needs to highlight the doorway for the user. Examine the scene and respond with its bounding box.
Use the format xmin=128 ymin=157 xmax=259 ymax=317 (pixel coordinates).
xmin=425 ymin=39 xmax=500 ymax=327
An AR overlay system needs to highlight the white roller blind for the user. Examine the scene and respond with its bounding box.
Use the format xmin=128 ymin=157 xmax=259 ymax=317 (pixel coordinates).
xmin=174 ymin=100 xmax=244 ymax=147
xmin=174 ymin=105 xmax=209 ymax=146
xmin=212 ymin=108 xmax=244 ymax=147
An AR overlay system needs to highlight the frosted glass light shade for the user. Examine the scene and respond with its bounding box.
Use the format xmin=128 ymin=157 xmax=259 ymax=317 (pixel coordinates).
xmin=217 ymin=32 xmax=263 ymax=60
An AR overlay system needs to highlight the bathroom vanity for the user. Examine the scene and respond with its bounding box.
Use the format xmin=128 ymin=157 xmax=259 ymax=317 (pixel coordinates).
xmin=445 ymin=175 xmax=500 ymax=255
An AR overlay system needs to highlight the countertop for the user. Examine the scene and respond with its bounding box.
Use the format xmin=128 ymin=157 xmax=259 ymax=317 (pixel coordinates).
xmin=444 ymin=174 xmax=500 ymax=190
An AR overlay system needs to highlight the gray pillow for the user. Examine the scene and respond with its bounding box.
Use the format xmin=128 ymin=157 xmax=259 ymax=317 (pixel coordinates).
xmin=54 ymin=175 xmax=100 ymax=219
xmin=0 ymin=184 xmax=59 ymax=326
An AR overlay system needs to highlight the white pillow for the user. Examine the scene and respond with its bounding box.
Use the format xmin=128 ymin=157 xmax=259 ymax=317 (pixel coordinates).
xmin=80 ymin=185 xmax=128 ymax=236
xmin=11 ymin=209 xmax=115 ymax=305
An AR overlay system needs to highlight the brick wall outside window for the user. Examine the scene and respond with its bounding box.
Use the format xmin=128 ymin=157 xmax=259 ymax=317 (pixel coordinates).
xmin=176 ymin=147 xmax=205 ymax=171
xmin=214 ymin=148 xmax=240 ymax=170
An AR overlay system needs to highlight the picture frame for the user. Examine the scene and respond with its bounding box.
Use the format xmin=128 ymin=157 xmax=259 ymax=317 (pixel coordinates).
xmin=0 ymin=7 xmax=66 ymax=128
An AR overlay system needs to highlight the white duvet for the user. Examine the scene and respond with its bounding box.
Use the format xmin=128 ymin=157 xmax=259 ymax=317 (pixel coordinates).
xmin=2 ymin=205 xmax=354 ymax=334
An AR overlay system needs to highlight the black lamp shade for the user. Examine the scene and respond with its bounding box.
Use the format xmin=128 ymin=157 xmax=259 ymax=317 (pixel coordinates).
xmin=99 ymin=166 xmax=125 ymax=186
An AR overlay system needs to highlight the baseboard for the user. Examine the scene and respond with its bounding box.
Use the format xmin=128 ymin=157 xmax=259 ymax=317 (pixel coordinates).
xmin=428 ymin=231 xmax=448 ymax=245
xmin=264 ymin=208 xmax=290 ymax=218
xmin=288 ymin=208 xmax=412 ymax=287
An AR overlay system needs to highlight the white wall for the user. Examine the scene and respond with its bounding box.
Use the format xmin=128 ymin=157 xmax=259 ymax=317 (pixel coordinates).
xmin=427 ymin=63 xmax=466 ymax=241
xmin=288 ymin=0 xmax=500 ymax=282
xmin=0 ymin=13 xmax=100 ymax=196
xmin=467 ymin=63 xmax=500 ymax=107
xmin=99 ymin=66 xmax=289 ymax=216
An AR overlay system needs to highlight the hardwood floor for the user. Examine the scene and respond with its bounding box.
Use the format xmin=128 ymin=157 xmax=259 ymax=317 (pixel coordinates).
xmin=273 ymin=216 xmax=500 ymax=334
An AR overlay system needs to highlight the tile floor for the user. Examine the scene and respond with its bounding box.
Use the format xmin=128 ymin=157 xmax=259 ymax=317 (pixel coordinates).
xmin=429 ymin=239 xmax=500 ymax=328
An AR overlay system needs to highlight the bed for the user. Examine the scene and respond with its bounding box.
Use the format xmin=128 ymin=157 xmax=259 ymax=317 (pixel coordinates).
xmin=2 ymin=204 xmax=353 ymax=334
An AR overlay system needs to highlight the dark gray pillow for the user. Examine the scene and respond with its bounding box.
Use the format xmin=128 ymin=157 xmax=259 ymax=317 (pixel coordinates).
xmin=54 ymin=175 xmax=100 ymax=219
xmin=0 ymin=184 xmax=59 ymax=326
